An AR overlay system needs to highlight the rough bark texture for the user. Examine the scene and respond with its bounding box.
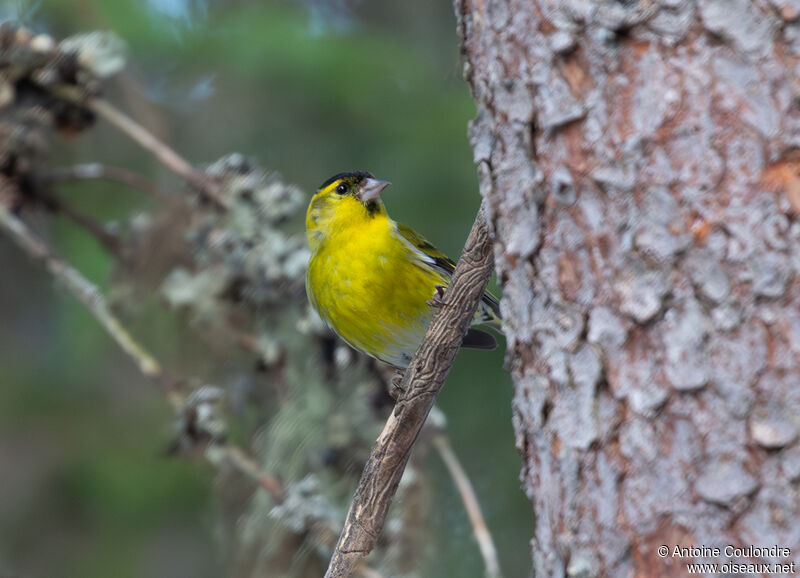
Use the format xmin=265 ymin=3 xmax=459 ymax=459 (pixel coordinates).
xmin=457 ymin=0 xmax=800 ymax=576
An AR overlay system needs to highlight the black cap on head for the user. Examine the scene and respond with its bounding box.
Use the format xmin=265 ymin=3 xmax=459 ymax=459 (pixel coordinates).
xmin=319 ymin=170 xmax=374 ymax=190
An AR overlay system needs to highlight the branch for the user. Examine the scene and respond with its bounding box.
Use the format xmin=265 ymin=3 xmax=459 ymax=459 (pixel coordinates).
xmin=45 ymin=83 xmax=226 ymax=209
xmin=45 ymin=163 xmax=169 ymax=200
xmin=88 ymin=98 xmax=229 ymax=209
xmin=357 ymin=567 xmax=387 ymax=578
xmin=0 ymin=184 xmax=278 ymax=499
xmin=28 ymin=187 xmax=122 ymax=254
xmin=433 ymin=434 xmax=503 ymax=578
xmin=324 ymin=207 xmax=496 ymax=577
xmin=206 ymin=444 xmax=285 ymax=503
xmin=0 ymin=186 xmax=171 ymax=398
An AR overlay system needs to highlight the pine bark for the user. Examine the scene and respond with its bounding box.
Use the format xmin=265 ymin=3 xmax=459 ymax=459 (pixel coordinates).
xmin=456 ymin=0 xmax=800 ymax=575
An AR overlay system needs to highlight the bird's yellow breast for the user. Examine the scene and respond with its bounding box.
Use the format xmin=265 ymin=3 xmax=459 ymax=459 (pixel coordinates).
xmin=307 ymin=212 xmax=447 ymax=368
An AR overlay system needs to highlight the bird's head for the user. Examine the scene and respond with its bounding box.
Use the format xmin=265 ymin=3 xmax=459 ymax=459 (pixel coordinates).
xmin=306 ymin=171 xmax=391 ymax=249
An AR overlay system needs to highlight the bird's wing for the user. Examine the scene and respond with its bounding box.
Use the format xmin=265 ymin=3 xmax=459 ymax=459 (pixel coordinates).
xmin=395 ymin=223 xmax=502 ymax=329
xmin=396 ymin=223 xmax=456 ymax=277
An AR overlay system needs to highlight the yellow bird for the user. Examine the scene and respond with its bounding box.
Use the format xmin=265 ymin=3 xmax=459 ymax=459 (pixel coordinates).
xmin=305 ymin=171 xmax=501 ymax=369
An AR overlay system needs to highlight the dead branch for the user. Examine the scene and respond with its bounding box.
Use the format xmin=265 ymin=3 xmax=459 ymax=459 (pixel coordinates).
xmin=87 ymin=98 xmax=228 ymax=209
xmin=0 ymin=184 xmax=171 ymax=397
xmin=323 ymin=207 xmax=496 ymax=578
xmin=356 ymin=566 xmax=387 ymax=578
xmin=0 ymin=184 xmax=282 ymax=500
xmin=433 ymin=434 xmax=503 ymax=578
xmin=206 ymin=444 xmax=285 ymax=503
xmin=45 ymin=163 xmax=169 ymax=200
xmin=44 ymin=82 xmax=225 ymax=209
xmin=28 ymin=187 xmax=122 ymax=254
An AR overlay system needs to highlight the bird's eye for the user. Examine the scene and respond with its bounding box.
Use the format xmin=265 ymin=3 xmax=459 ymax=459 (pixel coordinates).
xmin=335 ymin=183 xmax=349 ymax=195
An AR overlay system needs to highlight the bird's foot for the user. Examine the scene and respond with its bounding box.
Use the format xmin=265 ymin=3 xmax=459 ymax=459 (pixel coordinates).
xmin=426 ymin=285 xmax=446 ymax=308
xmin=390 ymin=370 xmax=406 ymax=400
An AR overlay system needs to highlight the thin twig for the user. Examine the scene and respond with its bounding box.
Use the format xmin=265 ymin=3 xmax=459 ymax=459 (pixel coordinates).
xmin=0 ymin=188 xmax=284 ymax=500
xmin=433 ymin=434 xmax=503 ymax=578
xmin=207 ymin=444 xmax=285 ymax=503
xmin=357 ymin=566 xmax=387 ymax=578
xmin=44 ymin=83 xmax=226 ymax=210
xmin=29 ymin=187 xmax=122 ymax=254
xmin=45 ymin=163 xmax=169 ymax=200
xmin=0 ymin=190 xmax=168 ymax=392
xmin=323 ymin=207 xmax=496 ymax=578
xmin=87 ymin=98 xmax=228 ymax=209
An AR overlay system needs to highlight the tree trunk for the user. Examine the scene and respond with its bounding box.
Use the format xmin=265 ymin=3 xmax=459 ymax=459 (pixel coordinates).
xmin=456 ymin=0 xmax=800 ymax=575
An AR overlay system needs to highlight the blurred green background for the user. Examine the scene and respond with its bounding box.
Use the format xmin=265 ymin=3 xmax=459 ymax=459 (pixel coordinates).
xmin=0 ymin=0 xmax=531 ymax=576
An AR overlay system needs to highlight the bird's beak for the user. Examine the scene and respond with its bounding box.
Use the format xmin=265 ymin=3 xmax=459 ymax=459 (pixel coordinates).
xmin=360 ymin=178 xmax=391 ymax=202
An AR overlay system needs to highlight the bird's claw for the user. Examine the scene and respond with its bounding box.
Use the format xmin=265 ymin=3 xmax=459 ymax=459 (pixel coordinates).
xmin=390 ymin=371 xmax=405 ymax=400
xmin=426 ymin=285 xmax=446 ymax=308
